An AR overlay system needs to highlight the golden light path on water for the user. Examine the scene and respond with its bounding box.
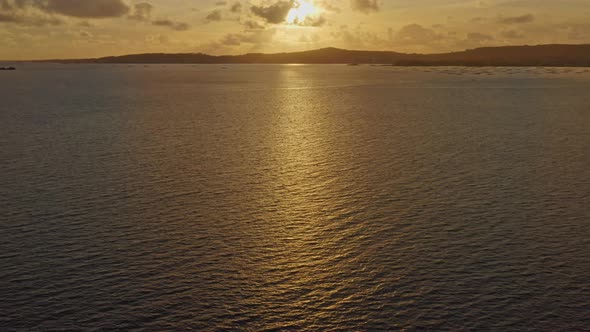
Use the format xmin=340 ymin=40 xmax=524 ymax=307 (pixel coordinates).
xmin=240 ymin=67 xmax=410 ymax=328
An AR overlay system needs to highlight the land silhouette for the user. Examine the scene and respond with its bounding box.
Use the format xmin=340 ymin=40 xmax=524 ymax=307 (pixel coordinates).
xmin=41 ymin=44 xmax=590 ymax=67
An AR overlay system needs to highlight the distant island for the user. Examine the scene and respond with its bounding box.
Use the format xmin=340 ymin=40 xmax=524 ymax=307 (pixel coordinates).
xmin=38 ymin=44 xmax=590 ymax=67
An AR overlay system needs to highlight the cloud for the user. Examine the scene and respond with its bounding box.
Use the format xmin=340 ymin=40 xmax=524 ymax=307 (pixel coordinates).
xmin=0 ymin=0 xmax=193 ymax=32
xmin=318 ymin=0 xmax=341 ymax=13
xmin=331 ymin=24 xmax=389 ymax=49
xmin=395 ymin=24 xmax=442 ymax=46
xmin=557 ymin=23 xmax=590 ymax=41
xmin=298 ymin=15 xmax=326 ymax=27
xmin=206 ymin=9 xmax=222 ymax=22
xmin=249 ymin=0 xmax=326 ymax=26
xmin=146 ymin=33 xmax=169 ymax=44
xmin=0 ymin=1 xmax=64 ymax=26
xmin=34 ymin=0 xmax=130 ymax=18
xmin=350 ymin=0 xmax=379 ymax=14
xmin=220 ymin=28 xmax=276 ymax=46
xmin=501 ymin=29 xmax=524 ymax=39
xmin=250 ymin=0 xmax=293 ymax=24
xmin=470 ymin=16 xmax=487 ymax=23
xmin=128 ymin=2 xmax=153 ymax=21
xmin=465 ymin=32 xmax=493 ymax=43
xmin=453 ymin=31 xmax=495 ymax=49
xmin=0 ymin=12 xmax=23 ymax=23
xmin=242 ymin=19 xmax=265 ymax=30
xmin=0 ymin=0 xmax=128 ymax=28
xmin=0 ymin=11 xmax=63 ymax=26
xmin=497 ymin=14 xmax=534 ymax=24
xmin=196 ymin=28 xmax=277 ymax=55
xmin=290 ymin=14 xmax=326 ymax=27
xmin=230 ymin=2 xmax=242 ymax=13
xmin=79 ymin=30 xmax=92 ymax=38
xmin=152 ymin=19 xmax=190 ymax=31
xmin=126 ymin=2 xmax=190 ymax=31
xmin=0 ymin=0 xmax=27 ymax=11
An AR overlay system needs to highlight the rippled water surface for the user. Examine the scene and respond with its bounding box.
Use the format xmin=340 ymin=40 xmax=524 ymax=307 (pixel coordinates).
xmin=1 ymin=65 xmax=590 ymax=331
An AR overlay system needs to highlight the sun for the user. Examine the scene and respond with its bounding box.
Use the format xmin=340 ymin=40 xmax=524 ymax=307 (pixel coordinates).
xmin=286 ymin=0 xmax=319 ymax=24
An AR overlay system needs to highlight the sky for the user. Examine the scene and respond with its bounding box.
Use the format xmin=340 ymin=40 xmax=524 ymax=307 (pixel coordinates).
xmin=1 ymin=0 xmax=590 ymax=59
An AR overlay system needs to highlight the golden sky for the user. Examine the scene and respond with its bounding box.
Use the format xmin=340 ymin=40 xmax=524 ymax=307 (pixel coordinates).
xmin=1 ymin=0 xmax=590 ymax=59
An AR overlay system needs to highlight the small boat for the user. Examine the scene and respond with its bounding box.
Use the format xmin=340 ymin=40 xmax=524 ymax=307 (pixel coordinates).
xmin=0 ymin=66 xmax=16 ymax=71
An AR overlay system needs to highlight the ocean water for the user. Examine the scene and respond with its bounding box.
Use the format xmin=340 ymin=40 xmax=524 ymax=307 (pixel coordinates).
xmin=1 ymin=64 xmax=589 ymax=331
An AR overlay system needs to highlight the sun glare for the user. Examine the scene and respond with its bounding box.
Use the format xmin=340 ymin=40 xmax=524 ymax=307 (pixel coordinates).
xmin=286 ymin=0 xmax=319 ymax=24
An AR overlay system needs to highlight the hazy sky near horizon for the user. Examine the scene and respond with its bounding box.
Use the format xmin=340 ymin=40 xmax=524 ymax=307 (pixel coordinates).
xmin=1 ymin=0 xmax=590 ymax=59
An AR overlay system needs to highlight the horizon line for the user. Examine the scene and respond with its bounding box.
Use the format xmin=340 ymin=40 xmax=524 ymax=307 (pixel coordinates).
xmin=3 ymin=43 xmax=590 ymax=62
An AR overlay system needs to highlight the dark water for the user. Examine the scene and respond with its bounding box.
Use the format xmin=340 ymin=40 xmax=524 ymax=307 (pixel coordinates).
xmin=1 ymin=65 xmax=589 ymax=331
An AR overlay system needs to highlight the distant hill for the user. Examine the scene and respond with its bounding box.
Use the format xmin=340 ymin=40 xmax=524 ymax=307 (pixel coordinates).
xmin=41 ymin=44 xmax=590 ymax=67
